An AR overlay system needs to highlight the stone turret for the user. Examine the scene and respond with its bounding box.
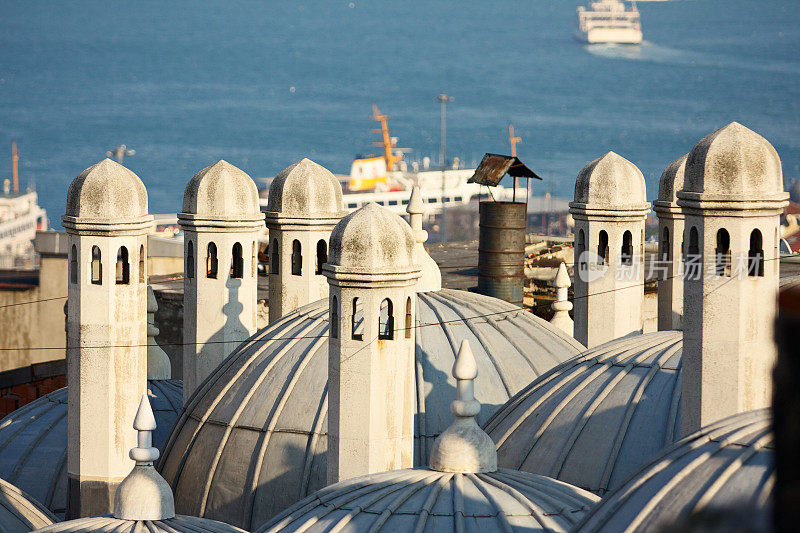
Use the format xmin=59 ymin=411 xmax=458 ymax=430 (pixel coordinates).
xmin=178 ymin=160 xmax=264 ymax=403
xmin=678 ymin=122 xmax=788 ymax=434
xmin=265 ymin=159 xmax=347 ymax=322
xmin=654 ymin=154 xmax=687 ymax=331
xmin=323 ymin=203 xmax=421 ymax=484
xmin=569 ymin=152 xmax=649 ymax=348
xmin=62 ymin=159 xmax=153 ymax=517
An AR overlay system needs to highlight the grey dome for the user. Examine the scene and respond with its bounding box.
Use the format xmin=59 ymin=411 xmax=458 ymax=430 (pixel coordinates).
xmin=0 ymin=380 xmax=182 ymax=518
xmin=32 ymin=515 xmax=244 ymax=533
xmin=259 ymin=468 xmax=599 ymax=533
xmin=484 ymin=331 xmax=682 ymax=496
xmin=0 ymin=478 xmax=56 ymax=533
xmin=181 ymin=160 xmax=261 ymax=219
xmin=65 ymin=159 xmax=148 ymax=221
xmin=158 ymin=289 xmax=584 ymax=530
xmin=575 ymin=409 xmax=773 ymax=533
xmin=265 ymin=158 xmax=346 ymax=219
xmin=572 ymin=151 xmax=648 ymax=210
xmin=680 ymin=122 xmax=785 ymax=202
xmin=656 ymin=154 xmax=687 ymax=205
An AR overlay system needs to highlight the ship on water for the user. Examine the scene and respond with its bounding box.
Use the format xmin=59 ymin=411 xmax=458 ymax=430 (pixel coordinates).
xmin=0 ymin=144 xmax=49 ymax=268
xmin=257 ymin=105 xmax=525 ymax=220
xmin=575 ymin=0 xmax=643 ymax=45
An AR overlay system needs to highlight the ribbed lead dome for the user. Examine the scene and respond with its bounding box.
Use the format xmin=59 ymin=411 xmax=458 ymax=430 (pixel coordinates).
xmin=159 ymin=289 xmax=584 ymax=530
xmin=0 ymin=478 xmax=56 ymax=533
xmin=259 ymin=468 xmax=599 ymax=533
xmin=0 ymin=380 xmax=182 ymax=518
xmin=575 ymin=409 xmax=773 ymax=533
xmin=484 ymin=331 xmax=682 ymax=496
xmin=32 ymin=515 xmax=245 ymax=533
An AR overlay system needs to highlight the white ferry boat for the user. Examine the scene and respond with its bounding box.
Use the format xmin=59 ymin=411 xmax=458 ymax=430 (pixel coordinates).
xmin=576 ymin=0 xmax=643 ymax=44
xmin=0 ymin=186 xmax=49 ymax=268
xmin=257 ymin=106 xmax=524 ymax=219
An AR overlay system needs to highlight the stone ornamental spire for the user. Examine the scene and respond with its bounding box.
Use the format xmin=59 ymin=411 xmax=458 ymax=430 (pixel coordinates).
xmin=549 ymin=262 xmax=574 ymax=337
xmin=654 ymin=154 xmax=687 ymax=331
xmin=407 ymin=186 xmax=442 ymax=292
xmin=147 ymin=286 xmax=171 ymax=379
xmin=179 ymin=160 xmax=264 ymax=404
xmin=429 ymin=339 xmax=497 ymax=473
xmin=569 ymin=151 xmax=649 ymax=348
xmin=63 ymin=159 xmax=153 ymax=518
xmin=113 ymin=394 xmax=175 ymax=521
xmin=265 ymin=159 xmax=347 ymax=323
xmin=678 ymin=122 xmax=788 ymax=434
xmin=324 ymin=203 xmax=421 ymax=484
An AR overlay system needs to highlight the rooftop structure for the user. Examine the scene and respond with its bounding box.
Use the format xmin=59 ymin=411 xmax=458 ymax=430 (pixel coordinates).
xmin=257 ymin=341 xmax=599 ymax=533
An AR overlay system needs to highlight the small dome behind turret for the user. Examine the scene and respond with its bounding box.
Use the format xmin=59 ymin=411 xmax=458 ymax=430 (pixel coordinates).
xmin=266 ymin=158 xmax=346 ymax=218
xmin=657 ymin=154 xmax=687 ymax=204
xmin=681 ymin=122 xmax=786 ymax=202
xmin=572 ymin=151 xmax=647 ymax=210
xmin=181 ymin=160 xmax=261 ymax=219
xmin=65 ymin=159 xmax=148 ymax=222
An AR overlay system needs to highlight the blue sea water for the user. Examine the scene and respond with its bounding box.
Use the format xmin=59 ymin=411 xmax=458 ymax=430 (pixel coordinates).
xmin=0 ymin=0 xmax=798 ymax=226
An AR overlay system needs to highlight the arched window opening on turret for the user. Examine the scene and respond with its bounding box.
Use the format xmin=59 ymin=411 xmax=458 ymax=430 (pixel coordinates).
xmin=116 ymin=246 xmax=129 ymax=285
xmin=316 ymin=239 xmax=327 ymax=275
xmin=252 ymin=241 xmax=257 ymax=277
xmin=748 ymin=229 xmax=764 ymax=277
xmin=405 ymin=297 xmax=412 ymax=339
xmin=70 ymin=245 xmax=77 ymax=284
xmin=207 ymin=242 xmax=218 ymax=279
xmin=331 ymin=296 xmax=339 ymax=339
xmin=685 ymin=226 xmax=701 ymax=281
xmin=598 ymin=230 xmax=609 ymax=265
xmin=576 ymin=229 xmax=585 ymax=269
xmin=139 ymin=245 xmax=145 ymax=283
xmin=379 ymin=299 xmax=394 ymax=340
xmin=661 ymin=228 xmax=670 ymax=261
xmin=271 ymin=239 xmax=279 ymax=275
xmin=291 ymin=240 xmax=302 ymax=276
xmin=621 ymin=231 xmax=633 ymax=266
xmin=91 ymin=246 xmax=102 ymax=285
xmin=715 ymin=229 xmax=731 ymax=277
xmin=231 ymin=242 xmax=244 ymax=279
xmin=351 ymin=297 xmax=364 ymax=341
xmin=186 ymin=240 xmax=195 ymax=279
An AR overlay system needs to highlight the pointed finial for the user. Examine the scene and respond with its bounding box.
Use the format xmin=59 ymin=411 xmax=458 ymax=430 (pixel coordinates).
xmin=146 ymin=286 xmax=171 ymax=379
xmin=550 ymin=263 xmax=574 ymax=337
xmin=113 ymin=394 xmax=175 ymax=520
xmin=407 ymin=186 xmax=424 ymax=215
xmin=131 ymin=394 xmax=158 ymax=463
xmin=429 ymin=340 xmax=497 ymax=473
xmin=406 ymin=187 xmax=442 ymax=292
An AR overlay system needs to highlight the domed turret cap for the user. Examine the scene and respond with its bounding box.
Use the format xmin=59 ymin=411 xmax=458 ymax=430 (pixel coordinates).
xmin=571 ymin=152 xmax=648 ymax=213
xmin=265 ymin=158 xmax=347 ymax=221
xmin=180 ymin=160 xmax=262 ymax=224
xmin=656 ymin=154 xmax=687 ymax=205
xmin=679 ymin=122 xmax=788 ymax=204
xmin=327 ymin=202 xmax=418 ymax=274
xmin=63 ymin=159 xmax=152 ymax=232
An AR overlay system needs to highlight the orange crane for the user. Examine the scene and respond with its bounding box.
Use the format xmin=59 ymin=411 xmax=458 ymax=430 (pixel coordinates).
xmin=11 ymin=141 xmax=19 ymax=194
xmin=371 ymin=104 xmax=402 ymax=171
